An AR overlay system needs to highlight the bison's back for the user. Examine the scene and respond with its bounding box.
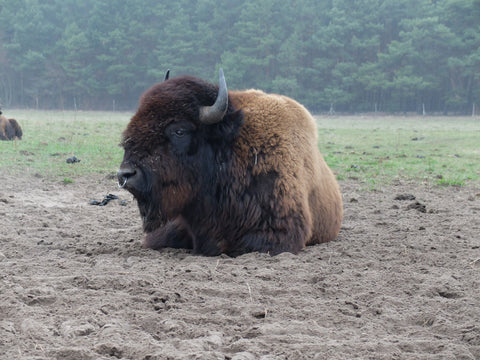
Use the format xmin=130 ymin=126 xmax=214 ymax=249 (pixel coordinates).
xmin=230 ymin=90 xmax=342 ymax=247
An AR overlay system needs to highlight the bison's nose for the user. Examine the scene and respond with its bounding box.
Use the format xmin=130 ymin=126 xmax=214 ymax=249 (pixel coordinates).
xmin=117 ymin=167 xmax=136 ymax=188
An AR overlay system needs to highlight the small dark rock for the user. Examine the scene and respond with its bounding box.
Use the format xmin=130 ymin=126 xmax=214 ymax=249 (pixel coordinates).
xmin=37 ymin=240 xmax=53 ymax=246
xmin=66 ymin=156 xmax=80 ymax=164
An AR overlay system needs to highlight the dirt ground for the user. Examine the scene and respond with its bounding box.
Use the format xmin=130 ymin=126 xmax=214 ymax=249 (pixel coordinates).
xmin=1 ymin=172 xmax=479 ymax=360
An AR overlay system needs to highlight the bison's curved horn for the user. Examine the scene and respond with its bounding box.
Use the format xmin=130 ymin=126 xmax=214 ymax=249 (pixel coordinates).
xmin=199 ymin=68 xmax=228 ymax=125
xmin=164 ymin=69 xmax=170 ymax=81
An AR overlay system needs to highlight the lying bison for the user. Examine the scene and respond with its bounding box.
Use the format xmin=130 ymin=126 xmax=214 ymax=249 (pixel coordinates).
xmin=118 ymin=69 xmax=342 ymax=256
xmin=0 ymin=112 xmax=22 ymax=141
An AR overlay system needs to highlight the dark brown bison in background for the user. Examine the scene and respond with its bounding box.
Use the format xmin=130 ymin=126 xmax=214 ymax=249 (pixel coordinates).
xmin=0 ymin=114 xmax=22 ymax=141
xmin=118 ymin=69 xmax=342 ymax=256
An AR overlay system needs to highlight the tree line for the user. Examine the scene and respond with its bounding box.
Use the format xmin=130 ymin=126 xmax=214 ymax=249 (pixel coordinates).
xmin=0 ymin=0 xmax=479 ymax=113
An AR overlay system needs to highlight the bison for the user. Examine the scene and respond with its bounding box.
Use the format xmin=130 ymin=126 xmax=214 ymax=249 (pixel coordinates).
xmin=118 ymin=69 xmax=342 ymax=256
xmin=0 ymin=111 xmax=22 ymax=141
xmin=0 ymin=115 xmax=23 ymax=140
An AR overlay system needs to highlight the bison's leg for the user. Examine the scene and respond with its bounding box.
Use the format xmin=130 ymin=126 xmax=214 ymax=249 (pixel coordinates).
xmin=143 ymin=216 xmax=193 ymax=250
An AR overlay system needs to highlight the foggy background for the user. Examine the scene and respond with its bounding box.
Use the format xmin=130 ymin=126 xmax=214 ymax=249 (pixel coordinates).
xmin=0 ymin=0 xmax=479 ymax=114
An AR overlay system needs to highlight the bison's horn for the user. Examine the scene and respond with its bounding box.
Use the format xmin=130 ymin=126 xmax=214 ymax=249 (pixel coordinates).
xmin=164 ymin=69 xmax=170 ymax=81
xmin=199 ymin=68 xmax=228 ymax=125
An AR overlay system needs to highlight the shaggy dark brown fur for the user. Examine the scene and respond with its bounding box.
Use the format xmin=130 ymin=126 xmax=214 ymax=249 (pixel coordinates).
xmin=0 ymin=115 xmax=22 ymax=140
xmin=118 ymin=70 xmax=342 ymax=256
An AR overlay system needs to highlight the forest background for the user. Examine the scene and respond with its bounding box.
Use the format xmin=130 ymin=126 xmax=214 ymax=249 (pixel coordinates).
xmin=0 ymin=0 xmax=479 ymax=114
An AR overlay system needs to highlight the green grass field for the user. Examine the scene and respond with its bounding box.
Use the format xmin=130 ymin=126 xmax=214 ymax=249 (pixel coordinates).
xmin=317 ymin=115 xmax=480 ymax=187
xmin=1 ymin=110 xmax=479 ymax=187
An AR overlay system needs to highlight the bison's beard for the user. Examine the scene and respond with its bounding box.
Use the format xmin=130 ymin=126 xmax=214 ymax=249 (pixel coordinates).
xmin=120 ymin=176 xmax=164 ymax=233
xmin=121 ymin=162 xmax=199 ymax=246
xmin=133 ymin=182 xmax=192 ymax=234
xmin=119 ymin=167 xmax=168 ymax=233
xmin=136 ymin=198 xmax=166 ymax=233
xmin=135 ymin=192 xmax=195 ymax=251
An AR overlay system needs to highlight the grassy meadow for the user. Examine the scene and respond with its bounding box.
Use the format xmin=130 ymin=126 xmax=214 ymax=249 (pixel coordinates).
xmin=1 ymin=110 xmax=479 ymax=187
xmin=317 ymin=115 xmax=480 ymax=187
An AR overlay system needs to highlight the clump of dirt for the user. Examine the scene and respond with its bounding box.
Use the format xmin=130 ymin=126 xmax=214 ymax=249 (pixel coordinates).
xmin=394 ymin=193 xmax=416 ymax=200
xmin=406 ymin=201 xmax=427 ymax=213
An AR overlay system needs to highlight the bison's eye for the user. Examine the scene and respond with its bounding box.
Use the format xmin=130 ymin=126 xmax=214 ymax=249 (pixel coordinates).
xmin=166 ymin=122 xmax=196 ymax=155
xmin=174 ymin=129 xmax=185 ymax=138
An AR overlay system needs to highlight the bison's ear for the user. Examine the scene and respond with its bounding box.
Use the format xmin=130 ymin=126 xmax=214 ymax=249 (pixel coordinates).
xmin=199 ymin=68 xmax=228 ymax=125
xmin=164 ymin=69 xmax=170 ymax=81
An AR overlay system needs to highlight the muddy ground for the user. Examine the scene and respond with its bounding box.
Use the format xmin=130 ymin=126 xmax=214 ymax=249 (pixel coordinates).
xmin=1 ymin=173 xmax=479 ymax=359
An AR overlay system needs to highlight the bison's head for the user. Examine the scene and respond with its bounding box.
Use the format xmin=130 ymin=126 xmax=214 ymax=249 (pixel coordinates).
xmin=118 ymin=69 xmax=243 ymax=232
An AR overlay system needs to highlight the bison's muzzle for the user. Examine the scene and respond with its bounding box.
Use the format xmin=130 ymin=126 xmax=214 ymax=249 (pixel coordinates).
xmin=117 ymin=166 xmax=138 ymax=189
